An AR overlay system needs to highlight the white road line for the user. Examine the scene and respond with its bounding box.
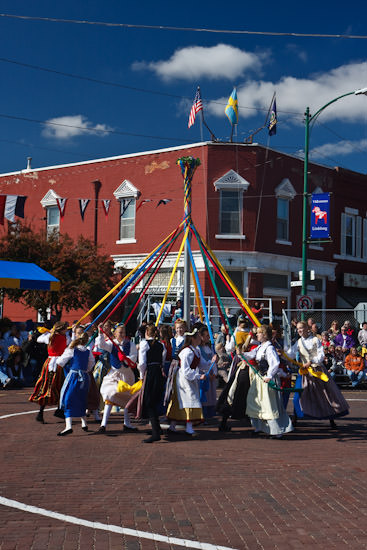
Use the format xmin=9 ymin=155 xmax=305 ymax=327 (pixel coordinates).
xmin=0 ymin=496 xmax=237 ymax=550
xmin=0 ymin=407 xmax=56 ymax=420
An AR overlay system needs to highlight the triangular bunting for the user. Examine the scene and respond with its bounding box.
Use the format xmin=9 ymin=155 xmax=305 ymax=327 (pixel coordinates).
xmin=101 ymin=199 xmax=111 ymax=218
xmin=4 ymin=195 xmax=17 ymax=222
xmin=15 ymin=196 xmax=27 ymax=218
xmin=79 ymin=199 xmax=90 ymax=221
xmin=56 ymin=198 xmax=67 ymax=220
xmin=136 ymin=199 xmax=152 ymax=212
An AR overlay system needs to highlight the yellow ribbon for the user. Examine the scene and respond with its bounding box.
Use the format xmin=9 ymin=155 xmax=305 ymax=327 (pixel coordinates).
xmin=298 ymin=365 xmax=329 ymax=382
xmin=116 ymin=379 xmax=142 ymax=395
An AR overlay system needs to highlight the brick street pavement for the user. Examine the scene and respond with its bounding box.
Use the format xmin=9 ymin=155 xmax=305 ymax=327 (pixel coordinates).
xmin=0 ymin=388 xmax=367 ymax=550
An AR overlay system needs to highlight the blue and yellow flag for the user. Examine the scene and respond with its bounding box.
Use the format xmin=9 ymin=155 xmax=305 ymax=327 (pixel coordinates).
xmin=225 ymin=88 xmax=238 ymax=126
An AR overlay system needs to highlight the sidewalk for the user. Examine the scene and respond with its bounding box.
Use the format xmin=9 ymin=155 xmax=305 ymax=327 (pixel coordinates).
xmin=0 ymin=388 xmax=367 ymax=549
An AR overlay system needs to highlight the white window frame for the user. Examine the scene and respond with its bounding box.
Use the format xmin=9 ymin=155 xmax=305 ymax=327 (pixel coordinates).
xmin=274 ymin=178 xmax=296 ymax=245
xmin=213 ymin=169 xmax=250 ymax=240
xmin=40 ymin=190 xmax=60 ymax=237
xmin=335 ymin=208 xmax=365 ymax=262
xmin=113 ymin=180 xmax=140 ymax=244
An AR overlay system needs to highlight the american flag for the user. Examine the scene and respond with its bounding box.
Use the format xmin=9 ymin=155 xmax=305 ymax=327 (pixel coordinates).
xmin=188 ymin=88 xmax=203 ymax=128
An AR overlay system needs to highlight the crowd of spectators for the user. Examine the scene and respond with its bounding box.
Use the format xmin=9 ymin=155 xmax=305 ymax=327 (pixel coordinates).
xmin=290 ymin=316 xmax=367 ymax=388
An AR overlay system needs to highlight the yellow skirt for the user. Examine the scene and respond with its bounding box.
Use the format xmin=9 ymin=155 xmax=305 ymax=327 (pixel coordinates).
xmin=166 ymin=374 xmax=203 ymax=425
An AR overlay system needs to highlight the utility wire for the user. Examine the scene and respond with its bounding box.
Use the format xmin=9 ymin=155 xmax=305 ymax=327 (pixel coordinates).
xmin=0 ymin=56 xmax=301 ymax=117
xmin=0 ymin=14 xmax=366 ymax=39
xmin=0 ymin=113 xmax=188 ymax=142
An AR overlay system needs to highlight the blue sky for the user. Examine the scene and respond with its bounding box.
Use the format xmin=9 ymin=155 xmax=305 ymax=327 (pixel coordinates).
xmin=0 ymin=1 xmax=367 ymax=174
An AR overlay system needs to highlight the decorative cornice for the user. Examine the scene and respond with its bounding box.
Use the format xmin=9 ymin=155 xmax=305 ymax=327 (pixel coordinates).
xmin=213 ymin=169 xmax=250 ymax=191
xmin=275 ymin=178 xmax=296 ymax=200
xmin=113 ymin=180 xmax=140 ymax=199
xmin=40 ymin=189 xmax=60 ymax=208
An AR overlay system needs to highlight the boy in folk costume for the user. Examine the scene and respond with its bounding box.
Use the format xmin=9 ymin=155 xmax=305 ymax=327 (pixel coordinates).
xmin=29 ymin=321 xmax=70 ymax=423
xmin=95 ymin=323 xmax=138 ymax=433
xmin=57 ymin=332 xmax=95 ymax=436
xmin=137 ymin=324 xmax=166 ymax=443
xmin=166 ymin=328 xmax=216 ymax=437
xmin=287 ymin=321 xmax=349 ymax=428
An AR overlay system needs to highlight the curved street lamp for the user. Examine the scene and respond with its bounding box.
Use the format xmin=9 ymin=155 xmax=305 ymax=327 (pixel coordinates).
xmin=301 ymin=88 xmax=367 ymax=300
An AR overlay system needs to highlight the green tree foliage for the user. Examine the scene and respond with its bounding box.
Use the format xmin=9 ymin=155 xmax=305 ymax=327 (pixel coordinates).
xmin=0 ymin=224 xmax=116 ymax=319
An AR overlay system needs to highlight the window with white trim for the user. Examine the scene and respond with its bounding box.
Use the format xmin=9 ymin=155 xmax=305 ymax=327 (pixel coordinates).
xmin=341 ymin=209 xmax=362 ymax=259
xmin=119 ymin=198 xmax=136 ymax=240
xmin=113 ymin=179 xmax=140 ymax=243
xmin=213 ymin=169 xmax=250 ymax=239
xmin=277 ymin=198 xmax=289 ymax=241
xmin=40 ymin=190 xmax=60 ymax=238
xmin=220 ymin=190 xmax=241 ymax=234
xmin=274 ymin=178 xmax=296 ymax=244
xmin=46 ymin=206 xmax=60 ymax=237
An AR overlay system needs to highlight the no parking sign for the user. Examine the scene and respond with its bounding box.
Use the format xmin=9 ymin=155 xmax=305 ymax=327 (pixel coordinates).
xmin=297 ymin=295 xmax=313 ymax=310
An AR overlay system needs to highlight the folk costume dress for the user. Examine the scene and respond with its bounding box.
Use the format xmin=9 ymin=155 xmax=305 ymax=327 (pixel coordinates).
xmin=58 ymin=346 xmax=95 ymax=418
xmin=29 ymin=332 xmax=70 ymax=407
xmin=245 ymin=341 xmax=293 ymax=436
xmin=216 ymin=351 xmax=252 ymax=424
xmin=95 ymin=333 xmax=137 ymax=408
xmin=166 ymin=345 xmax=204 ymax=425
xmin=199 ymin=343 xmax=217 ymax=418
xmin=288 ymin=336 xmax=349 ymax=420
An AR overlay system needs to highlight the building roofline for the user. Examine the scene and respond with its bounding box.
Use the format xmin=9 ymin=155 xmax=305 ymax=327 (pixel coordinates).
xmin=0 ymin=139 xmax=364 ymax=178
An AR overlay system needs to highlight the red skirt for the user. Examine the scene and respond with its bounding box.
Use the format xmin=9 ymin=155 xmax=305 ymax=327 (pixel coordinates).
xmin=29 ymin=358 xmax=64 ymax=407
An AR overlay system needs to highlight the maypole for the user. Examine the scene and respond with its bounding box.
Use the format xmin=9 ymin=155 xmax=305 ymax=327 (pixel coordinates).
xmin=177 ymin=156 xmax=201 ymax=324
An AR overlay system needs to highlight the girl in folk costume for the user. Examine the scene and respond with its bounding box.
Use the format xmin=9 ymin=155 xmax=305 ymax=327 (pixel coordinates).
xmin=159 ymin=324 xmax=172 ymax=376
xmin=198 ymin=326 xmax=218 ymax=419
xmin=171 ymin=319 xmax=187 ymax=360
xmin=95 ymin=323 xmax=138 ymax=433
xmin=29 ymin=321 xmax=70 ymax=423
xmin=72 ymin=325 xmax=101 ymax=422
xmin=287 ymin=321 xmax=349 ymax=428
xmin=166 ymin=328 xmax=215 ymax=436
xmin=137 ymin=324 xmax=166 ymax=443
xmin=216 ymin=336 xmax=254 ymax=432
xmin=57 ymin=333 xmax=95 ymax=436
xmin=245 ymin=325 xmax=293 ymax=438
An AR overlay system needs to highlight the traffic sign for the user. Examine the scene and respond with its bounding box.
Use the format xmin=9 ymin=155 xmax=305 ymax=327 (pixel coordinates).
xmin=297 ymin=295 xmax=313 ymax=310
xmin=290 ymin=281 xmax=302 ymax=287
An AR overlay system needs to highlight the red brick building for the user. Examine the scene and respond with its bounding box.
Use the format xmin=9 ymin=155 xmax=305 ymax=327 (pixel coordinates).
xmin=0 ymin=141 xmax=366 ymax=322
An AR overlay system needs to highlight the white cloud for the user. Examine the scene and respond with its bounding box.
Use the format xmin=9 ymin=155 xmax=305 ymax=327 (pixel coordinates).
xmin=132 ymin=44 xmax=265 ymax=81
xmin=42 ymin=115 xmax=112 ymax=140
xmin=207 ymin=61 xmax=367 ymax=123
xmin=310 ymin=139 xmax=367 ymax=160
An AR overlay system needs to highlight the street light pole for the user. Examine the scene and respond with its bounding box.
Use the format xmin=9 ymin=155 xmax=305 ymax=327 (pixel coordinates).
xmin=301 ymin=89 xmax=367 ymax=302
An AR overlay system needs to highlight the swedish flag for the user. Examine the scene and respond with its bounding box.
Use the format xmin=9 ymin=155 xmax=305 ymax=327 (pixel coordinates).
xmin=225 ymin=88 xmax=238 ymax=125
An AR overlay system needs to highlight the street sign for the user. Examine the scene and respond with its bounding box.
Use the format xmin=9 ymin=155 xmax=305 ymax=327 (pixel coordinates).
xmin=290 ymin=281 xmax=302 ymax=287
xmin=297 ymin=295 xmax=313 ymax=310
xmin=354 ymin=303 xmax=367 ymax=325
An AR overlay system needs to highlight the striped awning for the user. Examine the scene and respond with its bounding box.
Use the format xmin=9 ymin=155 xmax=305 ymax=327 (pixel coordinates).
xmin=0 ymin=260 xmax=60 ymax=291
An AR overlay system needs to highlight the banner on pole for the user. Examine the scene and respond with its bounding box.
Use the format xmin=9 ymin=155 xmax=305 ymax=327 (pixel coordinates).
xmin=310 ymin=192 xmax=330 ymax=239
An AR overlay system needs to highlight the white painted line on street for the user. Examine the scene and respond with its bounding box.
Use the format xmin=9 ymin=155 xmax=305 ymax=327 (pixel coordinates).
xmin=0 ymin=496 xmax=237 ymax=550
xmin=0 ymin=407 xmax=56 ymax=420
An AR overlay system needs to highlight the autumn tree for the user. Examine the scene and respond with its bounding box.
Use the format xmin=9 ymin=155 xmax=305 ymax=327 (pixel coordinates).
xmin=0 ymin=224 xmax=116 ymax=320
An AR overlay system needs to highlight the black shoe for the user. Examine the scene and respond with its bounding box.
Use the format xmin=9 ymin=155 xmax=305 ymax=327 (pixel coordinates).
xmin=142 ymin=436 xmax=160 ymax=443
xmin=329 ymin=420 xmax=337 ymax=430
xmin=36 ymin=412 xmax=44 ymax=423
xmin=57 ymin=429 xmax=73 ymax=436
xmin=96 ymin=426 xmax=106 ymax=434
xmin=54 ymin=408 xmax=65 ymax=419
xmin=250 ymin=430 xmax=260 ymax=437
xmin=82 ymin=426 xmax=88 ymax=432
xmin=123 ymin=425 xmax=138 ymax=432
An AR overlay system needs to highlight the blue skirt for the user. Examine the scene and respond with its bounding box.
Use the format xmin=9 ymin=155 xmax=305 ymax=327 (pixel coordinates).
xmin=60 ymin=371 xmax=89 ymax=418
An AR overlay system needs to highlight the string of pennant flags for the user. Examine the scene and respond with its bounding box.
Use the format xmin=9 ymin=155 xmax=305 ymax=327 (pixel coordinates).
xmin=55 ymin=196 xmax=173 ymax=222
xmin=0 ymin=195 xmax=27 ymax=225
